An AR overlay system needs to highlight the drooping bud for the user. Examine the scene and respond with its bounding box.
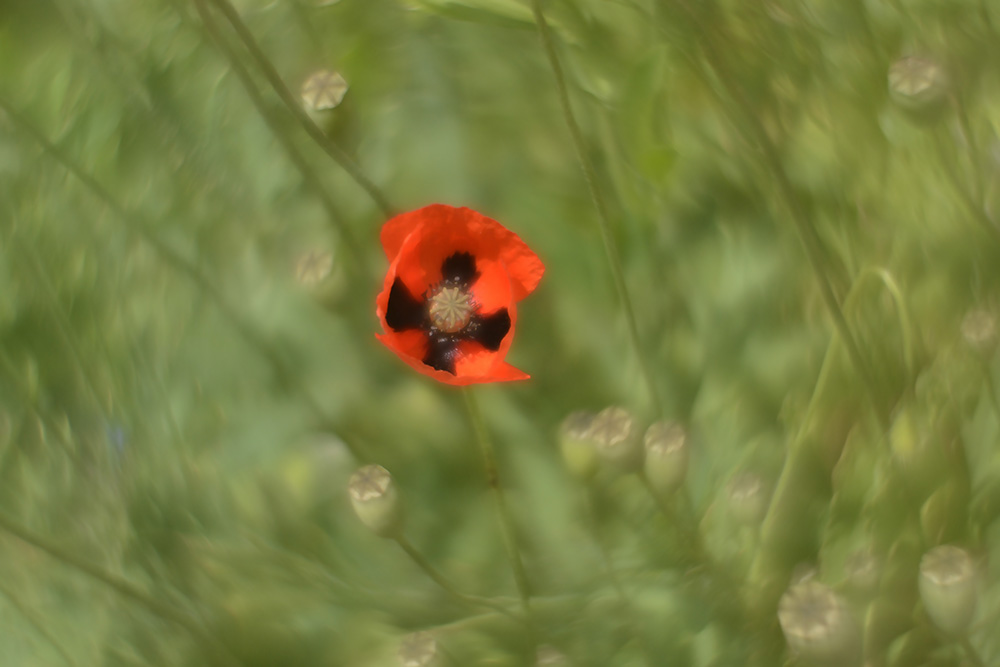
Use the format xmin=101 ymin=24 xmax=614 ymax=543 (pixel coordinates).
xmin=590 ymin=406 xmax=643 ymax=473
xmin=778 ymin=581 xmax=861 ymax=666
xmin=559 ymin=411 xmax=598 ymax=480
xmin=726 ymin=472 xmax=770 ymax=526
xmin=918 ymin=545 xmax=977 ymax=635
xmin=348 ymin=464 xmax=402 ymax=537
xmin=643 ymin=421 xmax=689 ymax=494
xmin=398 ymin=631 xmax=438 ymax=667
xmin=888 ymin=55 xmax=950 ymax=121
xmin=301 ymin=69 xmax=349 ymax=112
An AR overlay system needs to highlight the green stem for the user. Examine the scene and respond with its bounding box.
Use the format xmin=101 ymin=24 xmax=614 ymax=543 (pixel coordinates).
xmin=461 ymin=390 xmax=533 ymax=618
xmin=395 ymin=535 xmax=522 ymax=621
xmin=0 ymin=512 xmax=241 ymax=666
xmin=203 ymin=0 xmax=395 ymax=218
xmin=190 ymin=0 xmax=368 ymax=279
xmin=0 ymin=579 xmax=78 ymax=667
xmin=0 ymin=94 xmax=371 ymax=462
xmin=960 ymin=637 xmax=985 ymax=667
xmin=582 ymin=487 xmax=655 ymax=667
xmin=530 ymin=0 xmax=662 ymax=416
xmin=666 ymin=0 xmax=884 ymax=428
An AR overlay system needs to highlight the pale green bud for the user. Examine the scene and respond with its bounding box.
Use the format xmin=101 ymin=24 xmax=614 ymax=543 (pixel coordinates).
xmin=779 ymin=581 xmax=861 ymax=666
xmin=559 ymin=411 xmax=598 ymax=480
xmin=398 ymin=631 xmax=438 ymax=667
xmin=643 ymin=421 xmax=689 ymax=494
xmin=591 ymin=406 xmax=643 ymax=473
xmin=918 ymin=545 xmax=977 ymax=635
xmin=348 ymin=464 xmax=402 ymax=538
xmin=727 ymin=472 xmax=769 ymax=526
xmin=300 ymin=69 xmax=348 ymax=112
xmin=888 ymin=55 xmax=950 ymax=120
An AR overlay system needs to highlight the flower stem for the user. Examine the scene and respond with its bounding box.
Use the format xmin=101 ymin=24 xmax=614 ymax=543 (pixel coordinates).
xmin=203 ymin=0 xmax=396 ymax=219
xmin=394 ymin=534 xmax=523 ymax=621
xmin=0 ymin=511 xmax=241 ymax=666
xmin=0 ymin=579 xmax=78 ymax=667
xmin=461 ymin=390 xmax=532 ymax=618
xmin=189 ymin=0 xmax=368 ymax=280
xmin=0 ymin=93 xmax=372 ymax=462
xmin=530 ymin=0 xmax=663 ymax=416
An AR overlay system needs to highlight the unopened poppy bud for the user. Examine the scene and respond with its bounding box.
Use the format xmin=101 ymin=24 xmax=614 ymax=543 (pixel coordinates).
xmin=779 ymin=581 xmax=861 ymax=666
xmin=726 ymin=472 xmax=769 ymax=526
xmin=844 ymin=546 xmax=881 ymax=597
xmin=301 ymin=69 xmax=348 ymax=111
xmin=888 ymin=55 xmax=950 ymax=120
xmin=398 ymin=631 xmax=438 ymax=667
xmin=918 ymin=545 xmax=977 ymax=635
xmin=961 ymin=308 xmax=997 ymax=353
xmin=295 ymin=249 xmax=333 ymax=287
xmin=559 ymin=411 xmax=598 ymax=479
xmin=536 ymin=645 xmax=570 ymax=665
xmin=348 ymin=464 xmax=401 ymax=537
xmin=591 ymin=406 xmax=642 ymax=473
xmin=643 ymin=421 xmax=689 ymax=494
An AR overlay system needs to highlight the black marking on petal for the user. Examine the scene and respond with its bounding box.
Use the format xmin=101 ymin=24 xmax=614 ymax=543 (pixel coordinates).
xmin=440 ymin=252 xmax=478 ymax=285
xmin=423 ymin=334 xmax=460 ymax=374
xmin=468 ymin=309 xmax=510 ymax=351
xmin=386 ymin=278 xmax=426 ymax=331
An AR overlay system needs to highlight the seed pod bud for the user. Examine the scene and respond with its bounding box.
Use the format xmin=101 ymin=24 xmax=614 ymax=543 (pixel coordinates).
xmin=295 ymin=249 xmax=334 ymax=287
xmin=844 ymin=546 xmax=881 ymax=598
xmin=398 ymin=631 xmax=438 ymax=667
xmin=643 ymin=421 xmax=689 ymax=494
xmin=888 ymin=55 xmax=950 ymax=121
xmin=918 ymin=545 xmax=977 ymax=635
xmin=779 ymin=581 xmax=861 ymax=666
xmin=961 ymin=308 xmax=997 ymax=354
xmin=590 ymin=406 xmax=643 ymax=473
xmin=559 ymin=411 xmax=598 ymax=480
xmin=301 ymin=69 xmax=349 ymax=112
xmin=726 ymin=472 xmax=769 ymax=526
xmin=348 ymin=464 xmax=402 ymax=537
xmin=536 ymin=645 xmax=570 ymax=665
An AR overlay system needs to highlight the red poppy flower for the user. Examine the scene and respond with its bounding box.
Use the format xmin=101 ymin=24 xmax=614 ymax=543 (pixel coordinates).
xmin=375 ymin=204 xmax=545 ymax=385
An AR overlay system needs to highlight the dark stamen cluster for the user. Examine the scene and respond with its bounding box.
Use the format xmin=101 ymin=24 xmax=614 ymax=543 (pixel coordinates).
xmin=385 ymin=252 xmax=512 ymax=374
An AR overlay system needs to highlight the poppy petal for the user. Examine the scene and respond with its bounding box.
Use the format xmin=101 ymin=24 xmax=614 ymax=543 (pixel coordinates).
xmin=440 ymin=251 xmax=479 ymax=285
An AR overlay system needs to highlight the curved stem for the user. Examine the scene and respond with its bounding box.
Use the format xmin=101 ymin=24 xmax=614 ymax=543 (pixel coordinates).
xmin=0 ymin=512 xmax=241 ymax=666
xmin=190 ymin=0 xmax=368 ymax=279
xmin=394 ymin=535 xmax=522 ymax=621
xmin=0 ymin=93 xmax=371 ymax=462
xmin=461 ymin=390 xmax=533 ymax=619
xmin=203 ymin=0 xmax=395 ymax=218
xmin=0 ymin=579 xmax=78 ymax=667
xmin=531 ymin=0 xmax=663 ymax=416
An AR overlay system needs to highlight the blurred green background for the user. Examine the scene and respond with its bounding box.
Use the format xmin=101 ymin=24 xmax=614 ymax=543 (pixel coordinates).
xmin=1 ymin=0 xmax=999 ymax=664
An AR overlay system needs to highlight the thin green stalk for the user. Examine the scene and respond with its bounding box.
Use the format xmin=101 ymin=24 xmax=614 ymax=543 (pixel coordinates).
xmin=394 ymin=535 xmax=523 ymax=621
xmin=0 ymin=512 xmax=241 ymax=666
xmin=190 ymin=0 xmax=368 ymax=279
xmin=960 ymin=637 xmax=985 ymax=667
xmin=461 ymin=390 xmax=532 ymax=618
xmin=530 ymin=0 xmax=662 ymax=416
xmin=636 ymin=470 xmax=705 ymax=566
xmin=0 ymin=94 xmax=370 ymax=462
xmin=202 ymin=0 xmax=395 ymax=218
xmin=664 ymin=0 xmax=884 ymax=428
xmin=582 ymin=487 xmax=655 ymax=667
xmin=0 ymin=580 xmax=78 ymax=667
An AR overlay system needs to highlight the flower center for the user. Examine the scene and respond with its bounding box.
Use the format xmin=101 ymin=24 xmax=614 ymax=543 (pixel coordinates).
xmin=428 ymin=285 xmax=474 ymax=333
